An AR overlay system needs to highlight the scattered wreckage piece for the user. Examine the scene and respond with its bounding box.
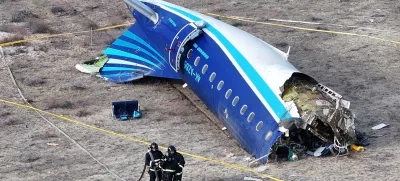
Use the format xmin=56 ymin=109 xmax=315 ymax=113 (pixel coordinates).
xmin=112 ymin=100 xmax=142 ymax=121
xmin=253 ymin=165 xmax=268 ymax=173
xmin=350 ymin=144 xmax=365 ymax=152
xmin=273 ymin=73 xmax=358 ymax=160
xmin=244 ymin=177 xmax=263 ymax=181
xmin=372 ymin=123 xmax=389 ymax=130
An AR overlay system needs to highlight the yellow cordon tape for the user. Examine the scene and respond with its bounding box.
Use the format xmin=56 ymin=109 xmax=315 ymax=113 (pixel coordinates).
xmin=0 ymin=99 xmax=283 ymax=181
xmin=0 ymin=23 xmax=133 ymax=47
xmin=206 ymin=13 xmax=400 ymax=45
xmin=1 ymin=13 xmax=400 ymax=47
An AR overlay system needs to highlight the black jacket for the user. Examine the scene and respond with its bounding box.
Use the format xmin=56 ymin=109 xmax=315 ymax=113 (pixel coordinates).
xmin=145 ymin=150 xmax=164 ymax=167
xmin=171 ymin=152 xmax=185 ymax=172
xmin=160 ymin=155 xmax=176 ymax=171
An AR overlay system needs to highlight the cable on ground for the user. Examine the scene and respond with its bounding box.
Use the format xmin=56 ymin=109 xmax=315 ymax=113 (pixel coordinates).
xmin=1 ymin=13 xmax=399 ymax=47
xmin=0 ymin=23 xmax=133 ymax=47
xmin=206 ymin=13 xmax=400 ymax=45
xmin=1 ymin=46 xmax=126 ymax=181
xmin=0 ymin=99 xmax=283 ymax=181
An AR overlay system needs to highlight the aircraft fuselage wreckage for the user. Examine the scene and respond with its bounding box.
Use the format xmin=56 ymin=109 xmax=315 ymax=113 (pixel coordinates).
xmin=76 ymin=0 xmax=357 ymax=162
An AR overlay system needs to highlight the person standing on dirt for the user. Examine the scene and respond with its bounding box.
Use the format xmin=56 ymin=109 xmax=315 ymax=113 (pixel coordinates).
xmin=145 ymin=142 xmax=163 ymax=181
xmin=160 ymin=150 xmax=176 ymax=181
xmin=167 ymin=146 xmax=185 ymax=181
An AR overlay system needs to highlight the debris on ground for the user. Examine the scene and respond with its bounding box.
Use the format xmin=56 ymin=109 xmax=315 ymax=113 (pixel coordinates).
xmin=75 ymin=55 xmax=108 ymax=75
xmin=254 ymin=165 xmax=268 ymax=173
xmin=355 ymin=131 xmax=370 ymax=147
xmin=244 ymin=176 xmax=263 ymax=181
xmin=312 ymin=146 xmax=330 ymax=157
xmin=112 ymin=100 xmax=141 ymax=121
xmin=269 ymin=73 xmax=364 ymax=161
xmin=350 ymin=144 xmax=365 ymax=152
xmin=372 ymin=123 xmax=389 ymax=130
xmin=243 ymin=156 xmax=252 ymax=162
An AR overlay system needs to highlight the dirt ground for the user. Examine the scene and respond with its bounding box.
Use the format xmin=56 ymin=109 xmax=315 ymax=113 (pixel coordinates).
xmin=1 ymin=0 xmax=400 ymax=180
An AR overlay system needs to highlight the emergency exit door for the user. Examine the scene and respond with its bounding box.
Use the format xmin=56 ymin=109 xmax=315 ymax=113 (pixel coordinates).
xmin=168 ymin=21 xmax=204 ymax=72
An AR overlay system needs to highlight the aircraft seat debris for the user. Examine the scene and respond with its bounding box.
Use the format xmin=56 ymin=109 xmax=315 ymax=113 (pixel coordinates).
xmin=112 ymin=100 xmax=141 ymax=121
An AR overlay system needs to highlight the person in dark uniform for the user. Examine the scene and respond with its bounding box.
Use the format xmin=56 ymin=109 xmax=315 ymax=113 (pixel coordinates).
xmin=160 ymin=150 xmax=176 ymax=181
xmin=145 ymin=142 xmax=164 ymax=181
xmin=167 ymin=146 xmax=185 ymax=181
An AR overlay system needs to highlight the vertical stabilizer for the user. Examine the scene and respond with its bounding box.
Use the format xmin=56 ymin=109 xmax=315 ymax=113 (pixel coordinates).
xmin=124 ymin=0 xmax=159 ymax=24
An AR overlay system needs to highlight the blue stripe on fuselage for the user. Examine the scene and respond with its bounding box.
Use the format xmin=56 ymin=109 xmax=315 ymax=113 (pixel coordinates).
xmin=178 ymin=23 xmax=281 ymax=160
xmin=102 ymin=67 xmax=137 ymax=72
xmin=161 ymin=4 xmax=291 ymax=120
xmin=113 ymin=38 xmax=165 ymax=67
xmin=103 ymin=48 xmax=161 ymax=70
xmin=123 ymin=30 xmax=167 ymax=64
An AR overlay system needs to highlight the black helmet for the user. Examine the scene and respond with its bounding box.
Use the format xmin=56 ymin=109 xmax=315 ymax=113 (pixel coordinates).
xmin=150 ymin=142 xmax=158 ymax=150
xmin=168 ymin=145 xmax=176 ymax=153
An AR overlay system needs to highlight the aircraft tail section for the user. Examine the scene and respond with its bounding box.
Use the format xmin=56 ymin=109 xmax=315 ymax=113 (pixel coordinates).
xmin=98 ymin=23 xmax=179 ymax=83
xmin=76 ymin=22 xmax=180 ymax=83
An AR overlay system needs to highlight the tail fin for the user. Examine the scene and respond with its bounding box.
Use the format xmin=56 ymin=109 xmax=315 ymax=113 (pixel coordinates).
xmin=76 ymin=19 xmax=180 ymax=83
xmin=124 ymin=0 xmax=159 ymax=24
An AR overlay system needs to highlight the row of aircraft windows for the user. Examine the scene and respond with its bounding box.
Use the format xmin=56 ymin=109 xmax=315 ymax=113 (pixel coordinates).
xmin=194 ymin=55 xmax=264 ymax=133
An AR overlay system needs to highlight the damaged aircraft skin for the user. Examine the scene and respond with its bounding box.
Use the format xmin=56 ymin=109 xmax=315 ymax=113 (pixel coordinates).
xmin=76 ymin=0 xmax=357 ymax=162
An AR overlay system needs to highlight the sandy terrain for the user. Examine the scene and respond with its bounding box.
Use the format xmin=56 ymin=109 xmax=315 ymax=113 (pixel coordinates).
xmin=1 ymin=0 xmax=400 ymax=180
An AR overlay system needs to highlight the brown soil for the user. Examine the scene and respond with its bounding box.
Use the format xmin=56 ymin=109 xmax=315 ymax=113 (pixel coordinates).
xmin=1 ymin=0 xmax=399 ymax=180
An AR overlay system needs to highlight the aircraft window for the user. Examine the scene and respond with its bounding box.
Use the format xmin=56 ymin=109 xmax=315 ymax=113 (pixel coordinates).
xmin=209 ymin=72 xmax=216 ymax=82
xmin=225 ymin=89 xmax=232 ymax=99
xmin=194 ymin=56 xmax=200 ymax=66
xmin=232 ymin=96 xmax=239 ymax=106
xmin=202 ymin=64 xmax=208 ymax=74
xmin=265 ymin=131 xmax=273 ymax=141
xmin=247 ymin=112 xmax=255 ymax=122
xmin=240 ymin=105 xmax=248 ymax=115
xmin=217 ymin=81 xmax=224 ymax=90
xmin=256 ymin=121 xmax=263 ymax=131
xmin=187 ymin=49 xmax=193 ymax=59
